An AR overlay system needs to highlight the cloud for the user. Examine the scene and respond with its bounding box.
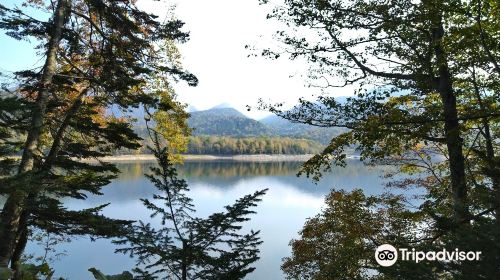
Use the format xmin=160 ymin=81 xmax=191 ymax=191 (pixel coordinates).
xmin=138 ymin=0 xmax=352 ymax=119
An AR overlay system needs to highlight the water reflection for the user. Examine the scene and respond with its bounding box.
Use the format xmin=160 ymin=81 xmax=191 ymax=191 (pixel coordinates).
xmin=94 ymin=160 xmax=390 ymax=204
xmin=28 ymin=160 xmax=391 ymax=280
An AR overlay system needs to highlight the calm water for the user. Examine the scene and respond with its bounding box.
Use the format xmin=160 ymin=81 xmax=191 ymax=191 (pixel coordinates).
xmin=26 ymin=160 xmax=392 ymax=279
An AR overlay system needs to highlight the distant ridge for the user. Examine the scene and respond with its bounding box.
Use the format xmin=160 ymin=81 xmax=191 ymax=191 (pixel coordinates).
xmin=259 ymin=95 xmax=351 ymax=144
xmin=125 ymin=100 xmax=347 ymax=144
xmin=260 ymin=114 xmax=345 ymax=144
xmin=186 ymin=105 xmax=345 ymax=144
xmin=188 ymin=107 xmax=270 ymax=136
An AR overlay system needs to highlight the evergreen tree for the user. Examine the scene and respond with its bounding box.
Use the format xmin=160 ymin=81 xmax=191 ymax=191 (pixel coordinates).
xmin=115 ymin=122 xmax=267 ymax=280
xmin=0 ymin=0 xmax=197 ymax=277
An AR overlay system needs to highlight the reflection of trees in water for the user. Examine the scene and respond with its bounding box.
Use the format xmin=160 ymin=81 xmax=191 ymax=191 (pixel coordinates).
xmin=81 ymin=160 xmax=392 ymax=204
xmin=112 ymin=160 xmax=392 ymax=195
xmin=114 ymin=161 xmax=305 ymax=180
xmin=180 ymin=161 xmax=304 ymax=178
xmin=115 ymin=162 xmax=157 ymax=180
xmin=115 ymin=160 xmax=387 ymax=180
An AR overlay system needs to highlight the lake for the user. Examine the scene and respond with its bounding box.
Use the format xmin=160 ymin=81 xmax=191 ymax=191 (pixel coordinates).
xmin=26 ymin=159 xmax=392 ymax=279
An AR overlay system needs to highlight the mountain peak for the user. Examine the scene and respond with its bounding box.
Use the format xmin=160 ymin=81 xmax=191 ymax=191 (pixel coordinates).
xmin=194 ymin=107 xmax=246 ymax=118
xmin=188 ymin=107 xmax=270 ymax=137
xmin=211 ymin=103 xmax=233 ymax=109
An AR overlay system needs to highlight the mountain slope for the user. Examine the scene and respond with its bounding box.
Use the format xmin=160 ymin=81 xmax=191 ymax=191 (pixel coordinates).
xmin=260 ymin=115 xmax=345 ymax=145
xmin=260 ymin=115 xmax=311 ymax=136
xmin=188 ymin=107 xmax=270 ymax=136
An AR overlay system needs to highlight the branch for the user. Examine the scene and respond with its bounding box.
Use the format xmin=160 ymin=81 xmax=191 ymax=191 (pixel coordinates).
xmin=476 ymin=0 xmax=500 ymax=75
xmin=70 ymin=9 xmax=109 ymax=41
xmin=325 ymin=28 xmax=418 ymax=81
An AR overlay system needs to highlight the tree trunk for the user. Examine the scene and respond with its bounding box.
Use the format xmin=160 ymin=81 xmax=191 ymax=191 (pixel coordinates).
xmin=45 ymin=89 xmax=87 ymax=166
xmin=10 ymin=213 xmax=29 ymax=280
xmin=7 ymin=89 xmax=88 ymax=276
xmin=480 ymin=117 xmax=499 ymax=223
xmin=475 ymin=108 xmax=499 ymax=223
xmin=10 ymin=192 xmax=36 ymax=279
xmin=181 ymin=240 xmax=187 ymax=280
xmin=439 ymin=82 xmax=469 ymax=222
xmin=432 ymin=22 xmax=469 ymax=223
xmin=471 ymin=69 xmax=500 ymax=222
xmin=0 ymin=0 xmax=71 ymax=268
xmin=0 ymin=191 xmax=28 ymax=268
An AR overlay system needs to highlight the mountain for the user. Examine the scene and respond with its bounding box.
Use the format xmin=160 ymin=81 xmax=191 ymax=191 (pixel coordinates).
xmin=259 ymin=96 xmax=351 ymax=144
xmin=210 ymin=102 xmax=233 ymax=109
xmin=260 ymin=115 xmax=345 ymax=145
xmin=188 ymin=107 xmax=271 ymax=136
xmin=127 ymin=101 xmax=346 ymax=144
xmin=260 ymin=115 xmax=311 ymax=136
xmin=188 ymin=106 xmax=344 ymax=144
xmin=186 ymin=105 xmax=199 ymax=112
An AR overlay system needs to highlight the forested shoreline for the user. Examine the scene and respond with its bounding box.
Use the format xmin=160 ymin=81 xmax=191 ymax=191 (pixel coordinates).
xmin=187 ymin=136 xmax=322 ymax=154
xmin=124 ymin=136 xmax=324 ymax=155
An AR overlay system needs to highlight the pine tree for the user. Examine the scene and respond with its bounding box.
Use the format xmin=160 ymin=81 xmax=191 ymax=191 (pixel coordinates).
xmin=0 ymin=0 xmax=197 ymax=277
xmin=115 ymin=121 xmax=266 ymax=280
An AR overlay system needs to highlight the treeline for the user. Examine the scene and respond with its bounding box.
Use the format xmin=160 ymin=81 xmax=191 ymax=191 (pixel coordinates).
xmin=125 ymin=136 xmax=324 ymax=155
xmin=186 ymin=136 xmax=323 ymax=155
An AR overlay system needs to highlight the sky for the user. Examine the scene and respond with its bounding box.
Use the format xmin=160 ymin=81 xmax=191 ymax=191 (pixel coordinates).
xmin=0 ymin=0 xmax=353 ymax=119
xmin=142 ymin=0 xmax=329 ymax=119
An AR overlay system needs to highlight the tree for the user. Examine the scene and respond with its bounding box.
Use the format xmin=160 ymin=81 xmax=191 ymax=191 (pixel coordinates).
xmin=257 ymin=0 xmax=499 ymax=278
xmin=0 ymin=0 xmax=72 ymax=269
xmin=282 ymin=147 xmax=500 ymax=279
xmin=0 ymin=0 xmax=197 ymax=276
xmin=282 ymin=187 xmax=460 ymax=280
xmin=89 ymin=268 xmax=134 ymax=280
xmin=146 ymin=40 xmax=192 ymax=164
xmin=115 ymin=123 xmax=267 ymax=280
xmin=259 ymin=0 xmax=498 ymax=222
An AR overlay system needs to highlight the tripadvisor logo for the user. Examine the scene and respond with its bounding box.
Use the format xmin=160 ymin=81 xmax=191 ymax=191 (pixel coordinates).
xmin=375 ymin=244 xmax=398 ymax=267
xmin=374 ymin=244 xmax=482 ymax=267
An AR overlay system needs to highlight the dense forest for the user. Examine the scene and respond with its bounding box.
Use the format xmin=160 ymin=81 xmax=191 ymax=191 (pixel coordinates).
xmin=186 ymin=136 xmax=323 ymax=155
xmin=115 ymin=106 xmax=344 ymax=156
xmin=130 ymin=110 xmax=330 ymax=155
xmin=126 ymin=136 xmax=323 ymax=155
